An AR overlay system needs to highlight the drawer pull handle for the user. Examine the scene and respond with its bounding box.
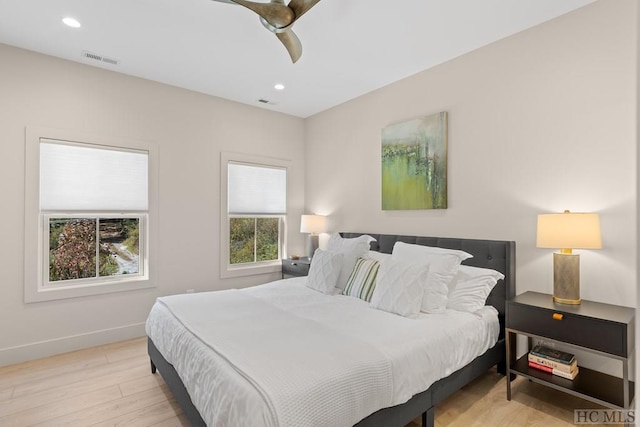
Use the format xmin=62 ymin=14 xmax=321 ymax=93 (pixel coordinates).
xmin=552 ymin=313 xmax=564 ymax=320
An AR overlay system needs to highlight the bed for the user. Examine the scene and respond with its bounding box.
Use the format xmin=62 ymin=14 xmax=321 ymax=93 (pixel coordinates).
xmin=147 ymin=233 xmax=516 ymax=426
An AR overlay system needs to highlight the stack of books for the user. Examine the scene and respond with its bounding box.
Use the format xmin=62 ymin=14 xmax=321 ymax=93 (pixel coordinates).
xmin=528 ymin=344 xmax=579 ymax=380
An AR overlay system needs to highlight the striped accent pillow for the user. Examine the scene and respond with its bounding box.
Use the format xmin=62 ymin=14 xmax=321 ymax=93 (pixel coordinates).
xmin=342 ymin=257 xmax=380 ymax=302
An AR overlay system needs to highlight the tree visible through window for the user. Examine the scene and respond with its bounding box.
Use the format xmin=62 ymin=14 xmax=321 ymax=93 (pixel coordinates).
xmin=49 ymin=217 xmax=140 ymax=281
xmin=229 ymin=217 xmax=279 ymax=264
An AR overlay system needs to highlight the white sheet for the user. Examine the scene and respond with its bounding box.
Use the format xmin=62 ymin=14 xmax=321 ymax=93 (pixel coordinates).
xmin=146 ymin=277 xmax=499 ymax=427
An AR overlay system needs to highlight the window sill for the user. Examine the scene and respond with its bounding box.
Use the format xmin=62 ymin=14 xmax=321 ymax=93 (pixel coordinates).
xmin=24 ymin=277 xmax=155 ymax=303
xmin=221 ymin=262 xmax=282 ymax=279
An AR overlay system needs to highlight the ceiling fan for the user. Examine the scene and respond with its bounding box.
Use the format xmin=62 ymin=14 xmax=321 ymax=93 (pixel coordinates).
xmin=211 ymin=0 xmax=321 ymax=63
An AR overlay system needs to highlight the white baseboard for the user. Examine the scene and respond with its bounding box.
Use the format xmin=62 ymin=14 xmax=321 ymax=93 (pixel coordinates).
xmin=0 ymin=323 xmax=146 ymax=367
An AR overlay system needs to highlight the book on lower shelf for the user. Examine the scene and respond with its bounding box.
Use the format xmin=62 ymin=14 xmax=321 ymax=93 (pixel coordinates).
xmin=530 ymin=344 xmax=575 ymax=364
xmin=528 ymin=352 xmax=577 ymax=373
xmin=528 ymin=360 xmax=579 ymax=380
xmin=528 ymin=344 xmax=578 ymax=380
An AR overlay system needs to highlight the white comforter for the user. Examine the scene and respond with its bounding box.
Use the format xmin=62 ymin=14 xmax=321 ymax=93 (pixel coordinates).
xmin=146 ymin=277 xmax=499 ymax=427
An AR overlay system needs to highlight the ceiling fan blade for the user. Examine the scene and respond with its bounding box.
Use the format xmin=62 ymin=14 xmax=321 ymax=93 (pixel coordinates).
xmin=212 ymin=0 xmax=312 ymax=63
xmin=276 ymin=29 xmax=302 ymax=63
xmin=287 ymin=0 xmax=321 ymax=20
xmin=230 ymin=0 xmax=294 ymax=29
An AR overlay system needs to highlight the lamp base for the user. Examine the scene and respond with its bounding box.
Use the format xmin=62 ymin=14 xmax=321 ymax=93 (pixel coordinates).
xmin=553 ymin=252 xmax=580 ymax=305
xmin=305 ymin=234 xmax=319 ymax=259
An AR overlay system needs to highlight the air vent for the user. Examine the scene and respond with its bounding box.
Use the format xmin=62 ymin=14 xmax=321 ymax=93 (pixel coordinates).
xmin=81 ymin=50 xmax=119 ymax=65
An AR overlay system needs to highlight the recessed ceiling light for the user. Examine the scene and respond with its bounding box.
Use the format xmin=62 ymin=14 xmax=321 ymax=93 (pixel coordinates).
xmin=62 ymin=17 xmax=81 ymax=28
xmin=274 ymin=83 xmax=285 ymax=91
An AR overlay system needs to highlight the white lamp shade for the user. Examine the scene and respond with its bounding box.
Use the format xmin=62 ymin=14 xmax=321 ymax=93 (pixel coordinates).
xmin=536 ymin=211 xmax=602 ymax=249
xmin=300 ymin=215 xmax=326 ymax=234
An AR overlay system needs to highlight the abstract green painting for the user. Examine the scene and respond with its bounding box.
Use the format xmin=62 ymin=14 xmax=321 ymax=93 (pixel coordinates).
xmin=382 ymin=112 xmax=448 ymax=210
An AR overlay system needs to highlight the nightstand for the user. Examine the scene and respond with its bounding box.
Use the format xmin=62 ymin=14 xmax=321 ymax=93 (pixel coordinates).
xmin=506 ymin=291 xmax=635 ymax=409
xmin=281 ymin=257 xmax=311 ymax=279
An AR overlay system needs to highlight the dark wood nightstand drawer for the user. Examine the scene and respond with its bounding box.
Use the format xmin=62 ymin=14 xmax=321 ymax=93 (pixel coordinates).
xmin=507 ymin=292 xmax=634 ymax=358
xmin=282 ymin=258 xmax=310 ymax=277
xmin=508 ymin=304 xmax=625 ymax=356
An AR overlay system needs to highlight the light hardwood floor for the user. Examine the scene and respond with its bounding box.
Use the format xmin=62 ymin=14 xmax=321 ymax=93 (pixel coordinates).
xmin=0 ymin=337 xmax=605 ymax=426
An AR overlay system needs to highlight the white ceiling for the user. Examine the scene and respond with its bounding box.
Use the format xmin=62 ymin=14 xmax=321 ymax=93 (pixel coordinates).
xmin=0 ymin=0 xmax=595 ymax=118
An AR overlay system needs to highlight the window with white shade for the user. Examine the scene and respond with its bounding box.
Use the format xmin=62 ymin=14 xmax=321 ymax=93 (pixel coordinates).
xmin=40 ymin=140 xmax=148 ymax=211
xmin=221 ymin=152 xmax=289 ymax=278
xmin=24 ymin=127 xmax=157 ymax=302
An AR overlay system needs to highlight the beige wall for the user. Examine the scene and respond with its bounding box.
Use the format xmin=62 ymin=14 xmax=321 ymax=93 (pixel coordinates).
xmin=0 ymin=44 xmax=306 ymax=365
xmin=305 ymin=0 xmax=637 ymax=373
xmin=0 ymin=0 xmax=637 ymax=371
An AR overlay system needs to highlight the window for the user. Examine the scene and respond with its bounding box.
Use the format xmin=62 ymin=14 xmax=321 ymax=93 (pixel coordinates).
xmin=25 ymin=127 xmax=157 ymax=302
xmin=47 ymin=216 xmax=143 ymax=283
xmin=221 ymin=152 xmax=289 ymax=278
xmin=229 ymin=217 xmax=280 ymax=264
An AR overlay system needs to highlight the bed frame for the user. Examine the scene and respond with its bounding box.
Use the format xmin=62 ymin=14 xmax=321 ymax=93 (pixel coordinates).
xmin=148 ymin=233 xmax=516 ymax=427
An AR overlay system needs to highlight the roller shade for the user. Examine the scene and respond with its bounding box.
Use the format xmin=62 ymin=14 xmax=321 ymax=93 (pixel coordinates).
xmin=228 ymin=162 xmax=286 ymax=215
xmin=40 ymin=139 xmax=148 ymax=211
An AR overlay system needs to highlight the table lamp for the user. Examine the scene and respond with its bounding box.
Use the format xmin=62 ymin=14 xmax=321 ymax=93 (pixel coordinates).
xmin=300 ymin=214 xmax=326 ymax=258
xmin=536 ymin=210 xmax=601 ymax=304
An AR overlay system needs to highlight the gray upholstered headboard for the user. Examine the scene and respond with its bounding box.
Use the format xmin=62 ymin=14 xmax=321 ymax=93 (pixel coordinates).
xmin=340 ymin=233 xmax=516 ymax=336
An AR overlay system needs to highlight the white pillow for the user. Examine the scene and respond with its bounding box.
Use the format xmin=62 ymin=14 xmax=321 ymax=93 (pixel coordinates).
xmin=447 ymin=266 xmax=505 ymax=312
xmin=391 ymin=242 xmax=470 ymax=314
xmin=369 ymin=258 xmax=427 ymax=318
xmin=306 ymin=249 xmax=343 ymax=294
xmin=326 ymin=233 xmax=376 ymax=289
xmin=457 ymin=265 xmax=504 ymax=283
xmin=391 ymin=241 xmax=473 ymax=263
xmin=364 ymin=250 xmax=391 ymax=262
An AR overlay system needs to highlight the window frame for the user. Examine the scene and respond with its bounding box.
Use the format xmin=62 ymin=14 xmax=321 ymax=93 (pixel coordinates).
xmin=24 ymin=126 xmax=158 ymax=303
xmin=220 ymin=152 xmax=289 ymax=278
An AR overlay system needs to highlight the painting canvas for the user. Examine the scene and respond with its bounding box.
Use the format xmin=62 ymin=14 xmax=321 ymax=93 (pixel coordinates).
xmin=381 ymin=112 xmax=448 ymax=210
